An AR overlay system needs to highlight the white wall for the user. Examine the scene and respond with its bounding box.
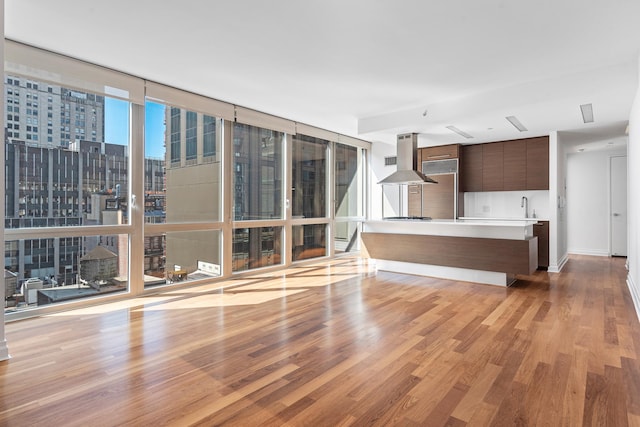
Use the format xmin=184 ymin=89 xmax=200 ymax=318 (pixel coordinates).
xmin=557 ymin=134 xmax=569 ymax=263
xmin=370 ymin=141 xmax=400 ymax=219
xmin=566 ymin=149 xmax=626 ymax=256
xmin=463 ymin=190 xmax=550 ymax=219
xmin=548 ymin=131 xmax=568 ymax=272
xmin=627 ymin=55 xmax=640 ymax=320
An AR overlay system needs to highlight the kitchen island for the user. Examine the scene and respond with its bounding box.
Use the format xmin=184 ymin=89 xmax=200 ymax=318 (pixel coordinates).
xmin=361 ymin=219 xmax=538 ymax=286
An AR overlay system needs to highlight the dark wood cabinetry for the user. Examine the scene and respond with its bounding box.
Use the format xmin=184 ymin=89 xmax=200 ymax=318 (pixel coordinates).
xmin=408 ymin=184 xmax=422 ymax=217
xmin=526 ymin=137 xmax=549 ymax=190
xmin=503 ymin=139 xmax=527 ymax=190
xmin=533 ymin=220 xmax=549 ymax=268
xmin=460 ymin=144 xmax=483 ymax=192
xmin=482 ymin=142 xmax=504 ymax=191
xmin=459 ymin=136 xmax=549 ymax=192
xmin=407 ymin=177 xmax=456 ymax=219
xmin=410 ymin=144 xmax=459 ymax=219
xmin=423 ymin=173 xmax=456 ymax=219
xmin=421 ymin=144 xmax=459 ymax=161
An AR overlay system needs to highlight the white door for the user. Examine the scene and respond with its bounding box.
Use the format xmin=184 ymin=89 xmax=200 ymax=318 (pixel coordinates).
xmin=610 ymin=156 xmax=627 ymax=256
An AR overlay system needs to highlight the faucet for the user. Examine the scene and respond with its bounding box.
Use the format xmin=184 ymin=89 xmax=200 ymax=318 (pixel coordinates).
xmin=521 ymin=196 xmax=528 ymax=218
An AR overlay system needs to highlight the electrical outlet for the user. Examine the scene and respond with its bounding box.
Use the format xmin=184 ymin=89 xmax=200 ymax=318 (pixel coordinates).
xmin=482 ymin=205 xmax=490 ymax=213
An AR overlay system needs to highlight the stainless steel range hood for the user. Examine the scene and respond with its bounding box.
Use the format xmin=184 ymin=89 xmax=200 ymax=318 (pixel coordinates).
xmin=378 ymin=133 xmax=438 ymax=184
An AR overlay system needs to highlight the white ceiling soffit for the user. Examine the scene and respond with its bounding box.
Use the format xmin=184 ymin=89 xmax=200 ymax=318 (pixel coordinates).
xmin=5 ymin=1 xmax=640 ymax=145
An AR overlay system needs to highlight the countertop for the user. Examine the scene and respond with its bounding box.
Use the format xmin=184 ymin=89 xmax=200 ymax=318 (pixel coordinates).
xmin=364 ymin=219 xmax=535 ymax=240
xmin=459 ymin=216 xmax=549 ymax=222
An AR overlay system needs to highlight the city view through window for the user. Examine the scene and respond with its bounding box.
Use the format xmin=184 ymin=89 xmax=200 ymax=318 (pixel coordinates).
xmin=4 ymin=57 xmax=367 ymax=314
xmin=4 ymin=74 xmax=136 ymax=311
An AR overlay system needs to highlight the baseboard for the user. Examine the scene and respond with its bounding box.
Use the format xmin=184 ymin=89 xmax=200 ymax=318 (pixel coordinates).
xmin=567 ymin=249 xmax=610 ymax=257
xmin=628 ymin=274 xmax=640 ymax=323
xmin=548 ymin=253 xmax=569 ymax=273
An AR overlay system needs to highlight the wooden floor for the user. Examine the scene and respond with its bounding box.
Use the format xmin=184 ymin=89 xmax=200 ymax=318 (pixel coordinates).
xmin=1 ymin=255 xmax=640 ymax=426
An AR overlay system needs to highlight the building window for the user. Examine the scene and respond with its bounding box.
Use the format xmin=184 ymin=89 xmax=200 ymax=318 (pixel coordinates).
xmin=144 ymin=100 xmax=221 ymax=226
xmin=232 ymin=123 xmax=283 ymax=221
xmin=232 ymin=227 xmax=282 ymax=272
xmin=292 ymin=224 xmax=326 ymax=261
xmin=4 ymin=73 xmax=128 ymax=230
xmin=335 ymin=143 xmax=364 ymax=218
xmin=169 ymin=107 xmax=180 ymax=164
xmin=145 ymin=230 xmax=221 ymax=287
xmin=292 ymin=134 xmax=327 ymax=218
xmin=185 ymin=111 xmax=197 ymax=161
xmin=203 ymin=115 xmax=216 ymax=158
xmin=4 ymin=235 xmax=129 ymax=311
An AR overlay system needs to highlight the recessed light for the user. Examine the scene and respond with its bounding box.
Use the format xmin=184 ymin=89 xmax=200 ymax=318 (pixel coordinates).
xmin=607 ymin=141 xmax=614 ymax=145
xmin=505 ymin=116 xmax=528 ymax=132
xmin=445 ymin=125 xmax=473 ymax=139
xmin=580 ymin=103 xmax=594 ymax=123
xmin=578 ymin=148 xmax=585 ymax=152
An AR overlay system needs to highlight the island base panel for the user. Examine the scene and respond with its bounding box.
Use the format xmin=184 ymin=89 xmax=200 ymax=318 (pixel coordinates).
xmin=376 ymin=260 xmax=518 ymax=286
xmin=361 ymin=232 xmax=537 ymax=276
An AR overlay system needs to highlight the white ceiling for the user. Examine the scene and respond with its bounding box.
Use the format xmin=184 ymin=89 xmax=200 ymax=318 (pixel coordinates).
xmin=6 ymin=1 xmax=640 ymax=149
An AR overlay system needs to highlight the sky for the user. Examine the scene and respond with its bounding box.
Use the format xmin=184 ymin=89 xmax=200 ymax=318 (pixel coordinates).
xmin=104 ymin=98 xmax=166 ymax=159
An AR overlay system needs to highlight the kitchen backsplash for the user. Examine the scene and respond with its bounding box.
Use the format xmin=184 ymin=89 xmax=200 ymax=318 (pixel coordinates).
xmin=463 ymin=190 xmax=550 ymax=219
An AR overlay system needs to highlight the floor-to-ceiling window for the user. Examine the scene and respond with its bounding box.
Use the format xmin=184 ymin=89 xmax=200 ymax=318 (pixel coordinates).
xmin=334 ymin=142 xmax=366 ymax=254
xmin=3 ymin=41 xmax=370 ymax=317
xmin=143 ymin=82 xmax=233 ymax=286
xmin=3 ymin=41 xmax=142 ymax=312
xmin=232 ymin=120 xmax=285 ymax=271
xmin=291 ymin=133 xmax=329 ymax=261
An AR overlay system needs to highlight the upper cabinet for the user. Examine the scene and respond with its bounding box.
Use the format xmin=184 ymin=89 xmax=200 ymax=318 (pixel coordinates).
xmin=482 ymin=142 xmax=504 ymax=191
xmin=503 ymin=139 xmax=527 ymax=190
xmin=526 ymin=137 xmax=549 ymax=190
xmin=460 ymin=144 xmax=483 ymax=192
xmin=421 ymin=144 xmax=459 ymax=161
xmin=459 ymin=136 xmax=549 ymax=192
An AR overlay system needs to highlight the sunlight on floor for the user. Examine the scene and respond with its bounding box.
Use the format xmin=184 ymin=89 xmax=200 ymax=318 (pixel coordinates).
xmin=135 ymin=289 xmax=309 ymax=310
xmin=45 ymin=258 xmax=372 ymax=316
xmin=47 ymin=296 xmax=176 ymax=316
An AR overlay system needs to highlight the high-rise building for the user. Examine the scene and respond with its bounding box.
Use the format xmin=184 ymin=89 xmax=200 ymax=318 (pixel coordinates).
xmin=4 ymin=75 xmax=105 ymax=149
xmin=161 ymin=106 xmax=222 ymax=277
xmin=4 ymin=138 xmax=133 ymax=286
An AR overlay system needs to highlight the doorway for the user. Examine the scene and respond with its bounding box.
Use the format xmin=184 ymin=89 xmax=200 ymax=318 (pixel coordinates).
xmin=610 ymin=155 xmax=627 ymax=256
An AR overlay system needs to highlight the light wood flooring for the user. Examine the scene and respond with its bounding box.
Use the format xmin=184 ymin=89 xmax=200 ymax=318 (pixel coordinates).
xmin=1 ymin=255 xmax=639 ymax=426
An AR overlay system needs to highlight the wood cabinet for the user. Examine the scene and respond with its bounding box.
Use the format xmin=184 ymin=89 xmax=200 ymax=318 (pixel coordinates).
xmin=459 ymin=136 xmax=549 ymax=192
xmin=423 ymin=174 xmax=455 ymax=219
xmin=408 ymin=184 xmax=422 ymax=217
xmin=460 ymin=144 xmax=483 ymax=192
xmin=533 ymin=220 xmax=549 ymax=268
xmin=421 ymin=144 xmax=459 ymax=161
xmin=503 ymin=139 xmax=527 ymax=190
xmin=526 ymin=137 xmax=549 ymax=190
xmin=407 ymin=179 xmax=455 ymax=219
xmin=482 ymin=142 xmax=504 ymax=191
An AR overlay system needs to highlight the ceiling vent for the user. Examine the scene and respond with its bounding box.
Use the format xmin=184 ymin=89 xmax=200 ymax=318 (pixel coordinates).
xmin=446 ymin=125 xmax=473 ymax=139
xmin=580 ymin=103 xmax=594 ymax=123
xmin=506 ymin=116 xmax=528 ymax=132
